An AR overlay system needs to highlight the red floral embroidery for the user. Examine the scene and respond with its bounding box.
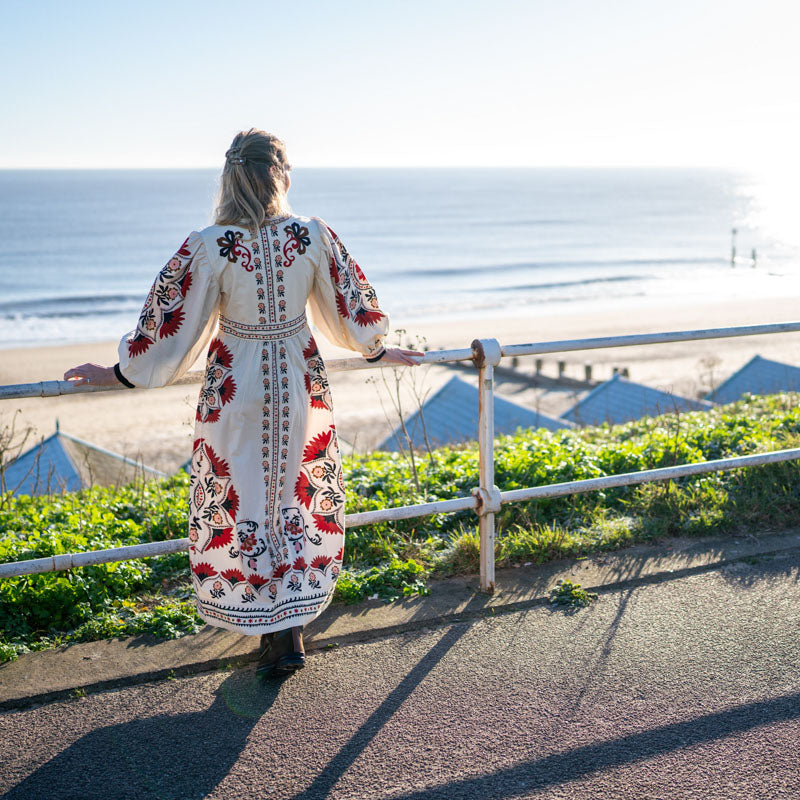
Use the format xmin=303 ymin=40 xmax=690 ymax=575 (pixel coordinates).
xmin=205 ymin=527 xmax=234 ymax=550
xmin=247 ymin=573 xmax=269 ymax=589
xmin=127 ymin=239 xmax=194 ymax=357
xmin=294 ymin=471 xmax=314 ymax=509
xmin=189 ymin=439 xmax=240 ymax=555
xmin=303 ymin=334 xmax=332 ymax=411
xmin=192 ymin=561 xmax=217 ymax=581
xmin=282 ymin=221 xmax=311 ymax=267
xmin=295 ymin=424 xmax=344 ymax=536
xmin=197 ymin=338 xmax=237 ymax=423
xmin=221 ymin=568 xmax=245 ymax=585
xmin=273 ymin=563 xmax=291 ymax=579
xmin=312 ymin=513 xmax=343 ymax=535
xmin=303 ymin=429 xmax=333 ymax=462
xmin=216 ymin=230 xmax=253 ymax=270
xmin=292 ymin=556 xmax=308 ymax=573
xmin=310 ymin=554 xmax=332 ymax=574
xmin=325 ymin=225 xmax=386 ymax=327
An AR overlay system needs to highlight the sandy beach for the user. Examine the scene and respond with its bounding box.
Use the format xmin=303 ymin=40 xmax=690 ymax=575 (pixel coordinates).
xmin=2 ymin=294 xmax=800 ymax=474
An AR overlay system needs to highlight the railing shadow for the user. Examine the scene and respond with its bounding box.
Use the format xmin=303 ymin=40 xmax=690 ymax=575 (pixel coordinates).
xmin=3 ymin=668 xmax=281 ymax=800
xmin=290 ymin=623 xmax=470 ymax=799
xmin=717 ymin=547 xmax=800 ymax=589
xmin=384 ymin=690 xmax=800 ymax=800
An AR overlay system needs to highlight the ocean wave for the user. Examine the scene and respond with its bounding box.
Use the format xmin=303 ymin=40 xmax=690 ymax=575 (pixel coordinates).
xmin=485 ymin=275 xmax=643 ymax=293
xmin=392 ymin=256 xmax=726 ymax=278
xmin=0 ymin=293 xmax=144 ymax=320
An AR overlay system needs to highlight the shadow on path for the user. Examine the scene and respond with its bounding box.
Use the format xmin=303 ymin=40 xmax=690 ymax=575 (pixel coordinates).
xmin=386 ymin=691 xmax=800 ymax=800
xmin=6 ymin=622 xmax=472 ymax=800
xmin=570 ymin=586 xmax=635 ymax=713
xmin=291 ymin=623 xmax=471 ymax=800
xmin=4 ymin=668 xmax=283 ymax=800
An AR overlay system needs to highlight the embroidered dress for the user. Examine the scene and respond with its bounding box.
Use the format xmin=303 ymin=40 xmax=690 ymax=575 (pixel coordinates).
xmin=117 ymin=215 xmax=388 ymax=634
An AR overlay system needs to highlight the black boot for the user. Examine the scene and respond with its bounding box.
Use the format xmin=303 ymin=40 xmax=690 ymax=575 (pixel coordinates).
xmin=257 ymin=626 xmax=305 ymax=678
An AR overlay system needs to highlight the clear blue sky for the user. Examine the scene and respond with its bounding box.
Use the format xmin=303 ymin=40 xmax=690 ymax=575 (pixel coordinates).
xmin=1 ymin=0 xmax=798 ymax=169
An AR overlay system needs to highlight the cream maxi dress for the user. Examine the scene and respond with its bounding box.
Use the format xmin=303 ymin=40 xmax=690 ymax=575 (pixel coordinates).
xmin=117 ymin=214 xmax=388 ymax=634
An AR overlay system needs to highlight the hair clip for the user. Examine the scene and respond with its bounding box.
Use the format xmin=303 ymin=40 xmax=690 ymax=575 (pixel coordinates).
xmin=226 ymin=147 xmax=246 ymax=165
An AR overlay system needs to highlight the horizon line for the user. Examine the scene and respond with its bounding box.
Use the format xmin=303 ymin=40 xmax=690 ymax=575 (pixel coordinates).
xmin=0 ymin=163 xmax=746 ymax=171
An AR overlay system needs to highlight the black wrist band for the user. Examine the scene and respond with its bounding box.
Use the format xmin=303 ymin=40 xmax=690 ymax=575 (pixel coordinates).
xmin=365 ymin=348 xmax=386 ymax=363
xmin=114 ymin=363 xmax=136 ymax=388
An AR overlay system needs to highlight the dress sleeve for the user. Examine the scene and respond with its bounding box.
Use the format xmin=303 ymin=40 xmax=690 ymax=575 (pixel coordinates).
xmin=116 ymin=232 xmax=221 ymax=389
xmin=307 ymin=218 xmax=389 ymax=357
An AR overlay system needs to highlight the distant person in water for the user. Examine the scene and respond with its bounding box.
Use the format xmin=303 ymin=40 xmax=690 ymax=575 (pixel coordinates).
xmin=65 ymin=128 xmax=423 ymax=677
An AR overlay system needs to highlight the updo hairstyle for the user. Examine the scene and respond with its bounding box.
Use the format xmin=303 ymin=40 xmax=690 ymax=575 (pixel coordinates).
xmin=215 ymin=128 xmax=291 ymax=232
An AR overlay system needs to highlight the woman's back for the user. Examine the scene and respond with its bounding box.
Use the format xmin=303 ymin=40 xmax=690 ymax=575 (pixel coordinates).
xmin=204 ymin=213 xmax=316 ymax=326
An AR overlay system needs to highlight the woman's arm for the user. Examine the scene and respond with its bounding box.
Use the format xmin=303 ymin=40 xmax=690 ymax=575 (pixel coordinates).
xmin=65 ymin=232 xmax=221 ymax=391
xmin=307 ymin=219 xmax=422 ymax=366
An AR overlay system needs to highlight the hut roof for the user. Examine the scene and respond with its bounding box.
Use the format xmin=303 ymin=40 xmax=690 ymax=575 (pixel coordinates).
xmin=562 ymin=374 xmax=713 ymax=427
xmin=706 ymin=354 xmax=800 ymax=404
xmin=376 ymin=375 xmax=571 ymax=452
xmin=4 ymin=431 xmax=165 ymax=497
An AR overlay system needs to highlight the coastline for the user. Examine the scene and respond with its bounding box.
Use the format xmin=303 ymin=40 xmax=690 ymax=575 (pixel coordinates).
xmin=2 ymin=294 xmax=800 ymax=473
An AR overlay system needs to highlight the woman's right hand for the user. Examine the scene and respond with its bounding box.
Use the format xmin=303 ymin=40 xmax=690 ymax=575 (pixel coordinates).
xmin=63 ymin=363 xmax=119 ymax=386
xmin=379 ymin=348 xmax=425 ymax=366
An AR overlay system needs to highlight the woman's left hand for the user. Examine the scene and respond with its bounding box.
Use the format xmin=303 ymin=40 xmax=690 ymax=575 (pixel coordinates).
xmin=63 ymin=363 xmax=118 ymax=387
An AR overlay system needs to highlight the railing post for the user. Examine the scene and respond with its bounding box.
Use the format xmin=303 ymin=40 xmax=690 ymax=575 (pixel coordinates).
xmin=471 ymin=338 xmax=502 ymax=593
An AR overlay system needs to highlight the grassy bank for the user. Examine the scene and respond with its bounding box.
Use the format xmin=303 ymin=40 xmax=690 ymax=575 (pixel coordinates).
xmin=3 ymin=391 xmax=800 ymax=662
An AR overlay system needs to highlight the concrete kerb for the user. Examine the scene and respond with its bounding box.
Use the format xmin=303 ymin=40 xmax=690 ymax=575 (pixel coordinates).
xmin=2 ymin=528 xmax=800 ymax=711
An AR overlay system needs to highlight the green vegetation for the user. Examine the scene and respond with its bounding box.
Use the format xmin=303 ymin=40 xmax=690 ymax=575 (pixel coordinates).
xmin=3 ymin=391 xmax=800 ymax=662
xmin=548 ymin=578 xmax=599 ymax=610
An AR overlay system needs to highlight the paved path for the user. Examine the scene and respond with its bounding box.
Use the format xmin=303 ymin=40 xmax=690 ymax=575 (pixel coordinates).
xmin=2 ymin=550 xmax=798 ymax=799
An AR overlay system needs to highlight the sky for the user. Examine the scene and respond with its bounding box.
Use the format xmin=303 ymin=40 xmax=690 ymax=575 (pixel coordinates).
xmin=1 ymin=0 xmax=799 ymax=169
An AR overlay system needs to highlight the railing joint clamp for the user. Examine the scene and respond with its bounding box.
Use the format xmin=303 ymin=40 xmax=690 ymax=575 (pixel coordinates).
xmin=471 ymin=338 xmax=502 ymax=369
xmin=472 ymin=484 xmax=501 ymax=515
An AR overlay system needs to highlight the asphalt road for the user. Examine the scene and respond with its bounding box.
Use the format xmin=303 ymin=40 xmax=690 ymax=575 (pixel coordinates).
xmin=2 ymin=550 xmax=799 ymax=800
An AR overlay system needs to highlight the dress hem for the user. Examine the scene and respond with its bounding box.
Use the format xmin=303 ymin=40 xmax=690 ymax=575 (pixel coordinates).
xmin=194 ymin=594 xmax=334 ymax=636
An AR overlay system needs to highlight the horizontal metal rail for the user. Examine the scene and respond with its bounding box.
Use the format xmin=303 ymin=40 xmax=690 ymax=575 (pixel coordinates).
xmin=0 ymin=496 xmax=480 ymax=578
xmin=3 ymin=320 xmax=800 ymax=401
xmin=0 ymin=538 xmax=190 ymax=578
xmin=3 ymin=446 xmax=799 ymax=579
xmin=499 ymin=321 xmax=800 ymax=358
xmin=345 ymin=495 xmax=477 ymax=528
xmin=499 ymin=446 xmax=800 ymax=504
xmin=0 ymin=348 xmax=475 ymax=401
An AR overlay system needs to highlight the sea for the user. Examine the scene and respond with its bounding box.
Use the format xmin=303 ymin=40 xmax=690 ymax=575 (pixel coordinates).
xmin=0 ymin=167 xmax=798 ymax=349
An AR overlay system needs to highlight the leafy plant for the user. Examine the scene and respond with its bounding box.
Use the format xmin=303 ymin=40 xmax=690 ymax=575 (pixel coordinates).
xmin=549 ymin=578 xmax=598 ymax=610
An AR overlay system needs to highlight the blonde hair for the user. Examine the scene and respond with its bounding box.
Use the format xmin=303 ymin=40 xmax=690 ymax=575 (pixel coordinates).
xmin=214 ymin=129 xmax=291 ymax=231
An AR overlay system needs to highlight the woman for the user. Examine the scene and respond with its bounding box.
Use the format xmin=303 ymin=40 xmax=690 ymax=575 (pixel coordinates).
xmin=64 ymin=129 xmax=423 ymax=677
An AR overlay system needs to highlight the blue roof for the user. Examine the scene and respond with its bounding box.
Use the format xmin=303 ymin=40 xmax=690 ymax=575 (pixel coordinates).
xmin=562 ymin=374 xmax=713 ymax=427
xmin=4 ymin=431 xmax=165 ymax=497
xmin=5 ymin=434 xmax=83 ymax=496
xmin=706 ymin=355 xmax=800 ymax=404
xmin=376 ymin=375 xmax=571 ymax=452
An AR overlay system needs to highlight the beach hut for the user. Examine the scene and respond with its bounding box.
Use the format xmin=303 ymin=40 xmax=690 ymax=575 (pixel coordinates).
xmin=375 ymin=375 xmax=571 ymax=452
xmin=706 ymin=355 xmax=800 ymax=404
xmin=3 ymin=427 xmax=166 ymax=497
xmin=562 ymin=374 xmax=713 ymax=427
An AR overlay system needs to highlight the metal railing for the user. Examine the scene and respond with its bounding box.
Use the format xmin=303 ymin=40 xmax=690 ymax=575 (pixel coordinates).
xmin=3 ymin=320 xmax=800 ymax=592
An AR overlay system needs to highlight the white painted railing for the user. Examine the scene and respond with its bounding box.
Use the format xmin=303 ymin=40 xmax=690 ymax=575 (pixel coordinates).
xmin=3 ymin=320 xmax=800 ymax=592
